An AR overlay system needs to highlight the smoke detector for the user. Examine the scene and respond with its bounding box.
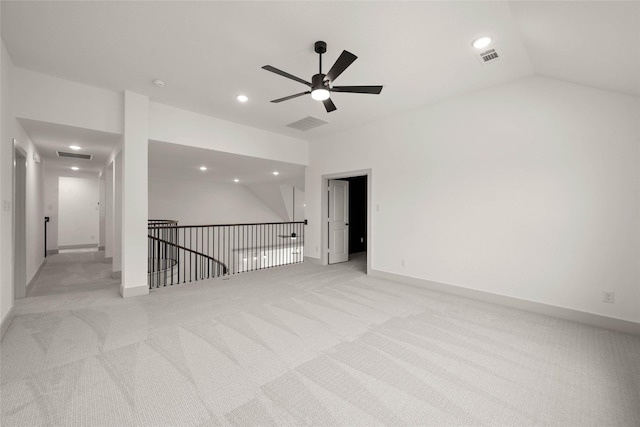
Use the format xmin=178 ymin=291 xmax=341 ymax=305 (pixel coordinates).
xmin=153 ymin=79 xmax=166 ymax=88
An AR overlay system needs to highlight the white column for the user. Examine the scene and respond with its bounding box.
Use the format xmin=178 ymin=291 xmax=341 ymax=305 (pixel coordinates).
xmin=104 ymin=162 xmax=114 ymax=260
xmin=113 ymin=153 xmax=122 ymax=278
xmin=120 ymin=91 xmax=148 ymax=298
xmin=98 ymin=177 xmax=105 ymax=250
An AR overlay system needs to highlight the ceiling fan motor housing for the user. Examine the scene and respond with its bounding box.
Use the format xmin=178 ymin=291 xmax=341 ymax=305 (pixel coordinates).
xmin=314 ymin=41 xmax=327 ymax=54
xmin=312 ymin=73 xmax=328 ymax=89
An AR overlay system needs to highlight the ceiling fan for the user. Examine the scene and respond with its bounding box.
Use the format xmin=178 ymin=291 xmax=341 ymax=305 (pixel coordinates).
xmin=262 ymin=41 xmax=383 ymax=113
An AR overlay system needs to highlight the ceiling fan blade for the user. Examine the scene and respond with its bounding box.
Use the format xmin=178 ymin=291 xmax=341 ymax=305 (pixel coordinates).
xmin=331 ymin=85 xmax=383 ymax=94
xmin=262 ymin=65 xmax=312 ymax=87
xmin=270 ymin=91 xmax=311 ymax=103
xmin=323 ymin=98 xmax=337 ymax=113
xmin=325 ymin=50 xmax=357 ymax=82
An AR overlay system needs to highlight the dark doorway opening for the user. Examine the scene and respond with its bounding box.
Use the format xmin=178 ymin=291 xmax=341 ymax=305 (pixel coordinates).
xmin=345 ymin=175 xmax=367 ymax=254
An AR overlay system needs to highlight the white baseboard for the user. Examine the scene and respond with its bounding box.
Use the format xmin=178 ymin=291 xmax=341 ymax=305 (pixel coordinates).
xmin=58 ymin=243 xmax=99 ymax=250
xmin=26 ymin=257 xmax=47 ymax=296
xmin=47 ymin=249 xmax=59 ymax=256
xmin=121 ymin=284 xmax=149 ymax=298
xmin=304 ymin=256 xmax=322 ymax=265
xmin=370 ymin=269 xmax=640 ymax=336
xmin=0 ymin=306 xmax=15 ymax=342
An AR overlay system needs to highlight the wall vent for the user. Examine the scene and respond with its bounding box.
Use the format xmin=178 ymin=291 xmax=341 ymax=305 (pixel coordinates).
xmin=477 ymin=48 xmax=500 ymax=65
xmin=286 ymin=116 xmax=328 ymax=131
xmin=57 ymin=151 xmax=93 ymax=160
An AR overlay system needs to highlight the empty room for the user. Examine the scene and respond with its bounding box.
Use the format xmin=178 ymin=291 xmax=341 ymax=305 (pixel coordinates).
xmin=1 ymin=1 xmax=639 ymax=426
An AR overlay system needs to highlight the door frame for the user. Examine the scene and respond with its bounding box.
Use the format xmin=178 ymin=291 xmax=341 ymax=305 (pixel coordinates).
xmin=13 ymin=140 xmax=27 ymax=299
xmin=320 ymin=169 xmax=372 ymax=275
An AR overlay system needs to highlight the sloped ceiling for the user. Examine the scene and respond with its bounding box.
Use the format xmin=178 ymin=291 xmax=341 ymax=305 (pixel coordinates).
xmin=2 ymin=1 xmax=637 ymax=145
xmin=509 ymin=1 xmax=639 ymax=97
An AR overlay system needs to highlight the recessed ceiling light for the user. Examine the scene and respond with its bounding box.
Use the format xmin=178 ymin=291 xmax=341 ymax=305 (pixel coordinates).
xmin=199 ymin=166 xmax=207 ymax=171
xmin=153 ymin=79 xmax=166 ymax=88
xmin=472 ymin=36 xmax=492 ymax=49
xmin=236 ymin=94 xmax=249 ymax=103
xmin=69 ymin=145 xmax=82 ymax=150
xmin=71 ymin=166 xmax=79 ymax=171
xmin=272 ymin=171 xmax=279 ymax=176
xmin=233 ymin=178 xmax=240 ymax=183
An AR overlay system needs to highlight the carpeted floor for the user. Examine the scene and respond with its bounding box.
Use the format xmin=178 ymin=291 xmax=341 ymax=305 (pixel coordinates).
xmin=27 ymin=250 xmax=120 ymax=297
xmin=1 ymin=251 xmax=639 ymax=426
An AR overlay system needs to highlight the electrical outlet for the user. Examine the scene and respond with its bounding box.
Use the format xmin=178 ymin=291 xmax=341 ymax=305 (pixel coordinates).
xmin=602 ymin=291 xmax=615 ymax=304
xmin=401 ymin=258 xmax=406 ymax=267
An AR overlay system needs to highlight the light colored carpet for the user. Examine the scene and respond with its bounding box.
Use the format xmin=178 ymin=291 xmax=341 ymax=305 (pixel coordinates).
xmin=2 ymin=251 xmax=639 ymax=426
xmin=27 ymin=251 xmax=120 ymax=297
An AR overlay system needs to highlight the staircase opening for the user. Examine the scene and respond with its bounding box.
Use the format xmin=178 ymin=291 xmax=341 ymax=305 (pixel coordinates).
xmin=148 ymin=219 xmax=305 ymax=288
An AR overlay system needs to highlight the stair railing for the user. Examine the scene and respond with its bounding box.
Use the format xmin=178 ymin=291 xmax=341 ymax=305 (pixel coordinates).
xmin=148 ymin=220 xmax=305 ymax=289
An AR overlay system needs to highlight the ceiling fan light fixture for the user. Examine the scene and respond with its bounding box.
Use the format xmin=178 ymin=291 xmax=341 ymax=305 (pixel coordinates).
xmin=311 ymin=88 xmax=330 ymax=101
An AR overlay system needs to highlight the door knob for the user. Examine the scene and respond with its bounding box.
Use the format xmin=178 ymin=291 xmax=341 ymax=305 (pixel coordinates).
xmin=345 ymin=223 xmax=349 ymax=226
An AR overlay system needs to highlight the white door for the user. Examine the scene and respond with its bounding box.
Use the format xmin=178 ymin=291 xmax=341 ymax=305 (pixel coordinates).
xmin=328 ymin=179 xmax=349 ymax=264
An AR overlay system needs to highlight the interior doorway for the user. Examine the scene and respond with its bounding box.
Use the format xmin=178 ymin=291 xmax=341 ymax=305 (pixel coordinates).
xmin=345 ymin=176 xmax=367 ymax=254
xmin=322 ymin=169 xmax=371 ymax=274
xmin=14 ymin=143 xmax=27 ymax=299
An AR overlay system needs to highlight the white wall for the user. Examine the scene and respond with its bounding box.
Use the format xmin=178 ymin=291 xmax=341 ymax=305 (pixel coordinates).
xmin=44 ymin=167 xmax=99 ymax=251
xmin=306 ymin=75 xmax=640 ymax=323
xmin=280 ymin=185 xmax=305 ymax=222
xmin=149 ymin=176 xmax=284 ymax=225
xmin=1 ymin=41 xmax=44 ymax=326
xmin=104 ymin=162 xmax=114 ymax=259
xmin=16 ymin=123 xmax=44 ymax=282
xmin=113 ymin=152 xmax=122 ymax=274
xmin=98 ymin=177 xmax=105 ymax=248
xmin=0 ymin=41 xmax=13 ymax=326
xmin=0 ymin=43 xmax=44 ymax=320
xmin=57 ymin=176 xmax=99 ymax=247
xmin=149 ymin=102 xmax=308 ymax=166
xmin=12 ymin=67 xmax=123 ymax=134
xmin=121 ymin=91 xmax=148 ymax=297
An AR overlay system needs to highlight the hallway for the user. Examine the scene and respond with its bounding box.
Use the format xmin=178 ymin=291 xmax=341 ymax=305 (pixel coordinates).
xmin=28 ymin=251 xmax=120 ymax=297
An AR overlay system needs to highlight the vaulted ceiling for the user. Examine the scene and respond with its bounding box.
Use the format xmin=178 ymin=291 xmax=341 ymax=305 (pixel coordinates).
xmin=3 ymin=1 xmax=637 ymax=142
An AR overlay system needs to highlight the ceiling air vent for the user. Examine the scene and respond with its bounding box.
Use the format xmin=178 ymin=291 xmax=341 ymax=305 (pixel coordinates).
xmin=57 ymin=151 xmax=93 ymax=160
xmin=286 ymin=116 xmax=328 ymax=131
xmin=477 ymin=48 xmax=500 ymax=66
